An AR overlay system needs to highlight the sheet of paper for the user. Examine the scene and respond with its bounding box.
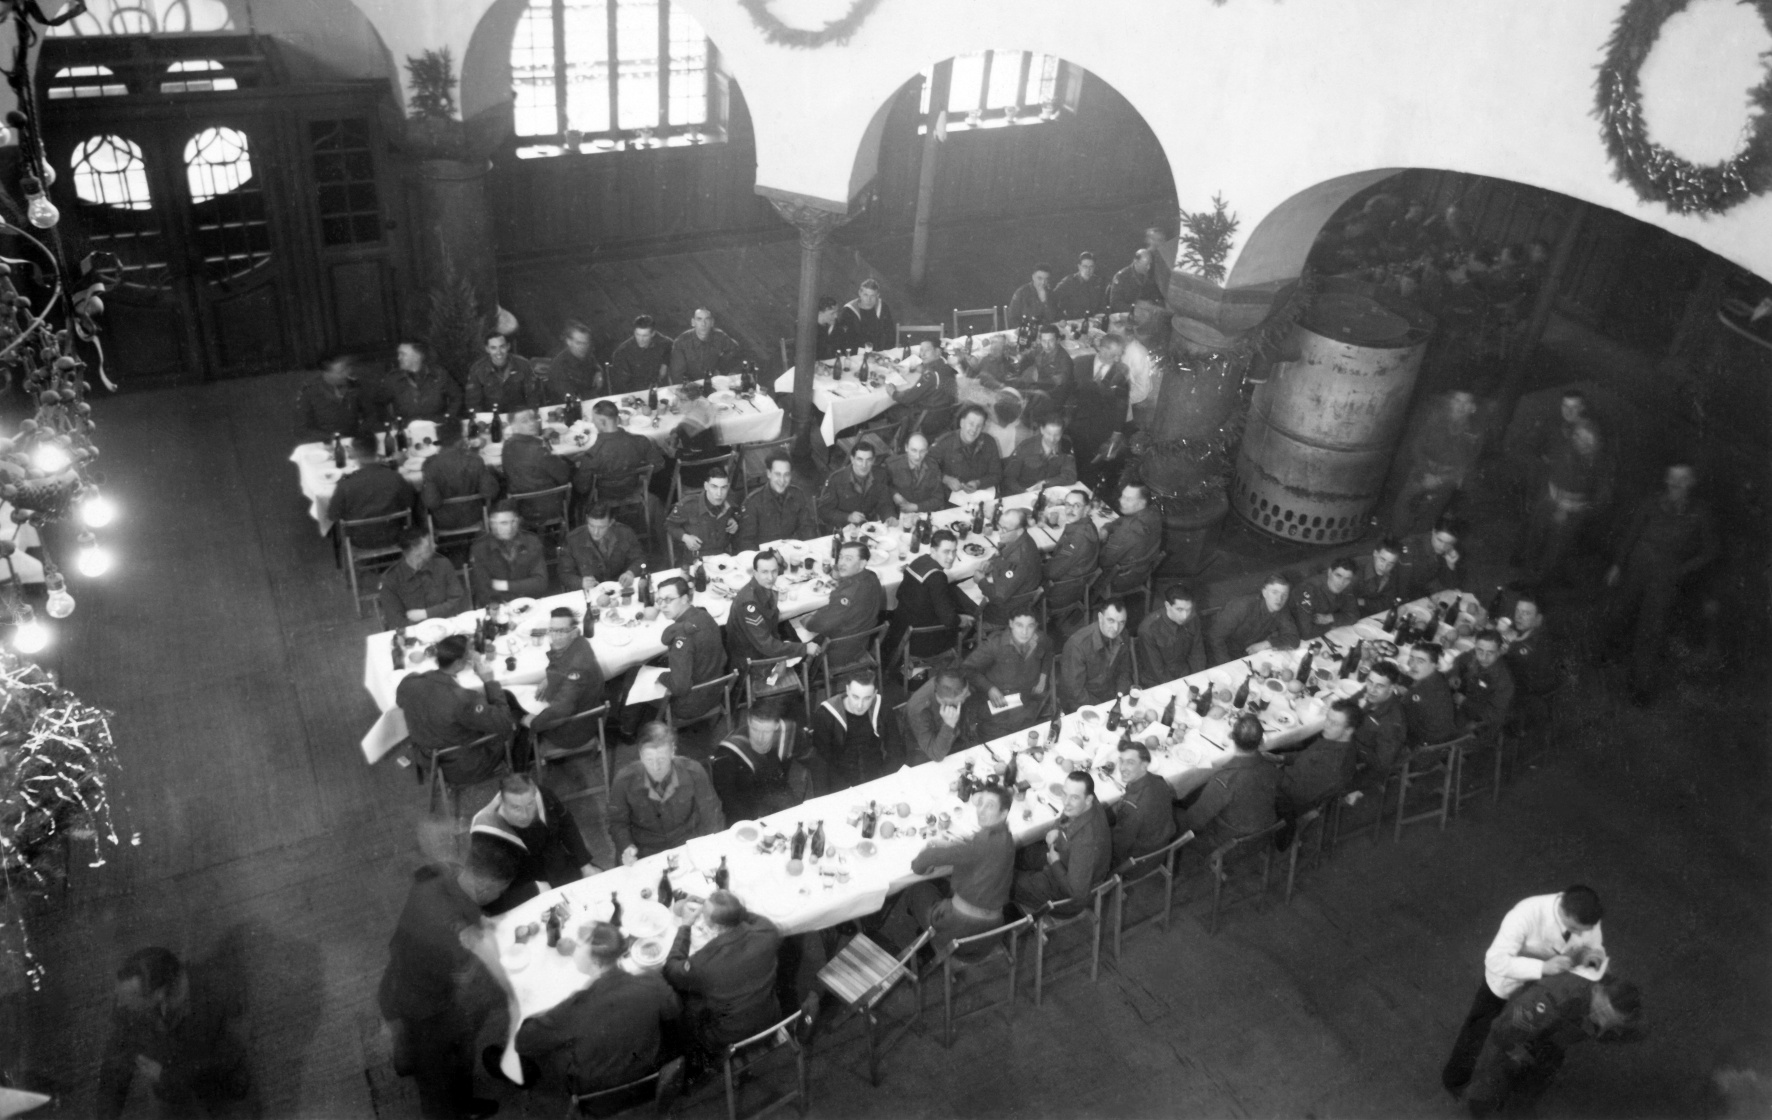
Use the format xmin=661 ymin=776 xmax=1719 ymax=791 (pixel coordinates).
xmin=627 ymin=664 xmax=669 ymax=704
xmin=988 ymin=692 xmax=1022 ymax=715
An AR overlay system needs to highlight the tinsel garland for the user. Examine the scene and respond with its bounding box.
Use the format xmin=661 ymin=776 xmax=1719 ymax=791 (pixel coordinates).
xmin=1595 ymin=0 xmax=1772 ymax=216
xmin=737 ymin=0 xmax=883 ymax=49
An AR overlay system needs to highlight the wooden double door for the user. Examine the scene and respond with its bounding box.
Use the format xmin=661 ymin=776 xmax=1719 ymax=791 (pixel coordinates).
xmin=43 ymin=86 xmax=407 ymax=383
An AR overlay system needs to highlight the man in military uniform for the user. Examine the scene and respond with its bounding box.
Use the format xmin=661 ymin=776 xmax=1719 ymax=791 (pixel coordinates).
xmin=1502 ymin=595 xmax=1559 ymax=733
xmin=375 ymin=341 xmax=461 ymax=423
xmin=420 ymin=422 xmax=499 ymax=541
xmin=931 ymin=405 xmax=1003 ymax=497
xmin=803 ymin=541 xmax=885 ymax=654
xmin=1137 ymin=585 xmax=1207 ymax=686
xmin=1275 ymin=698 xmax=1359 ymax=815
xmin=1353 ymin=538 xmax=1403 ymax=612
xmin=884 ymin=340 xmax=959 ymax=438
xmin=295 ymin=353 xmax=369 ymax=442
xmin=1403 ymin=642 xmax=1460 ymax=746
xmin=887 ymin=529 xmax=974 ymax=665
xmin=1002 ymin=417 xmax=1079 ymax=494
xmin=1449 ymin=629 xmax=1515 ymax=735
xmin=1389 ymin=389 xmax=1484 ymax=535
xmin=723 ymin=550 xmax=819 ymax=683
xmin=465 ymin=333 xmax=545 ymax=415
xmin=1294 ymin=556 xmax=1360 ymax=640
xmin=1057 ymin=599 xmax=1133 ymax=711
xmin=836 ymin=279 xmax=896 ymax=353
xmin=395 ymin=634 xmax=514 ymax=787
xmin=977 ymin=508 xmax=1043 ymax=629
xmin=379 ymin=527 xmax=468 ymax=626
xmin=1399 ymin=518 xmax=1464 ymax=602
xmin=878 ymin=785 xmax=1015 ymax=953
xmin=499 ymin=410 xmax=572 ymax=525
xmin=887 ymin=433 xmax=946 ymax=514
xmin=525 ymin=606 xmax=606 ymax=758
xmin=1352 ymin=663 xmax=1409 ymax=778
xmin=542 ymin=320 xmax=603 ymax=401
xmin=735 ymin=455 xmax=818 ymax=551
xmin=1042 ymin=489 xmax=1099 ymax=621
xmin=468 ymin=771 xmax=597 ymax=914
xmin=1109 ymin=742 xmax=1177 ymax=868
xmin=666 ymin=468 xmax=741 ymax=558
xmin=1208 ymin=573 xmax=1301 ymax=664
xmin=903 ymin=670 xmax=988 ymax=764
xmin=1094 ymin=483 xmax=1162 ymax=599
xmin=607 ymin=727 xmax=725 ymax=862
xmin=962 ymin=608 xmax=1053 ymax=738
xmin=572 ymin=401 xmax=665 ymax=517
xmin=815 ymin=442 xmax=895 ymax=531
xmin=1107 ymin=248 xmax=1163 ymax=313
xmin=468 ymin=501 xmax=549 ymax=604
xmin=1005 ymin=262 xmax=1058 ymax=327
xmin=1053 ymin=251 xmax=1109 ymax=320
xmin=1464 ymin=973 xmax=1642 ymax=1118
xmin=559 ymin=501 xmax=647 ymax=590
xmin=709 ymin=700 xmax=799 ymax=823
xmin=1177 ymin=715 xmax=1278 ymax=850
xmin=1602 ymin=461 xmax=1718 ymax=702
xmin=328 ymin=434 xmax=415 ymax=548
xmin=653 ymin=576 xmax=729 ymax=730
xmin=668 ymin=307 xmax=739 ymax=384
xmin=1011 ymin=323 xmax=1073 ymax=420
xmin=605 ymin=314 xmax=673 ymax=395
xmin=1012 ymin=770 xmax=1112 ymax=914
xmin=810 ymin=671 xmax=886 ymax=792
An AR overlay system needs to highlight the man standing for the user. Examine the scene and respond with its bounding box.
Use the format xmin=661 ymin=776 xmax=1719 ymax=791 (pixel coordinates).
xmin=888 ymin=529 xmax=972 ymax=663
xmin=465 ymin=333 xmax=544 ymax=415
xmin=977 ymin=508 xmax=1043 ymax=628
xmin=1449 ymin=629 xmax=1515 ymax=735
xmin=1274 ymin=698 xmax=1359 ymax=814
xmin=1137 ymin=585 xmax=1207 ymax=686
xmin=380 ymin=527 xmax=468 ymax=625
xmin=709 ymin=700 xmax=799 ymax=822
xmin=1012 ymin=771 xmax=1112 ymax=914
xmin=542 ymin=320 xmax=603 ymax=401
xmin=1177 ymin=715 xmax=1278 ymax=849
xmin=608 ymin=726 xmax=726 ymax=863
xmin=498 ymin=410 xmax=572 ymax=525
xmin=836 ymin=279 xmax=896 ymax=352
xmin=1053 ymin=251 xmax=1108 ymax=319
xmin=663 ymin=892 xmax=782 ymax=1062
xmin=962 ymin=608 xmax=1054 ymax=738
xmin=1094 ymin=482 xmax=1161 ymax=600
xmin=1352 ymin=663 xmax=1409 ymax=778
xmin=1006 ymin=262 xmax=1059 ymax=326
xmin=931 ymin=405 xmax=1003 ymax=497
xmin=525 ymin=606 xmax=605 ymax=756
xmin=1069 ymin=335 xmax=1131 ymax=493
xmin=377 ymin=341 xmax=461 ymax=423
xmin=1403 ymin=642 xmax=1460 ymax=746
xmin=881 ymin=784 xmax=1016 ymax=953
xmin=886 ymin=340 xmax=959 ymax=437
xmin=816 ymin=442 xmax=896 ymax=530
xmin=904 ymin=669 xmax=987 ymax=764
xmin=605 ymin=314 xmax=672 ymax=394
xmin=469 ymin=772 xmax=596 ymax=914
xmin=1109 ymin=743 xmax=1177 ymax=868
xmin=1208 ymin=573 xmax=1302 ymax=664
xmin=888 ymin=433 xmax=947 ymax=514
xmin=395 ymin=635 xmax=514 ymax=787
xmin=1043 ymin=490 xmax=1101 ymax=618
xmin=1603 ymin=461 xmax=1718 ymax=702
xmin=1502 ymin=595 xmax=1560 ymax=731
xmin=1441 ymin=886 xmax=1608 ymax=1098
xmin=1465 ymin=973 xmax=1642 ymax=1118
xmin=97 ymin=948 xmax=255 ymax=1120
xmin=1107 ymin=248 xmax=1163 ymax=313
xmin=810 ymin=671 xmax=885 ymax=792
xmin=735 ymin=455 xmax=818 ymax=550
xmin=559 ymin=502 xmax=646 ymax=590
xmin=654 ymin=576 xmax=729 ymax=726
xmin=668 ymin=308 xmax=739 ymax=384
xmin=1293 ymin=557 xmax=1360 ymax=640
xmin=328 ymin=434 xmax=415 ymax=548
xmin=723 ymin=550 xmax=819 ymax=681
xmin=1002 ymin=417 xmax=1078 ymax=494
xmin=572 ymin=401 xmax=665 ymax=510
xmin=1390 ymin=389 xmax=1484 ymax=535
xmin=295 ymin=353 xmax=369 ymax=441
xmin=468 ymin=501 xmax=548 ymax=604
xmin=421 ymin=423 xmax=499 ymax=537
xmin=666 ymin=468 xmax=741 ymax=559
xmin=1057 ymin=599 xmax=1133 ymax=711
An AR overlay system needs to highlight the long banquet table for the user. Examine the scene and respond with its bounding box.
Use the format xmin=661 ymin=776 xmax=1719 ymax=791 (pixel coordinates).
xmin=291 ymin=379 xmax=784 ymax=535
xmin=475 ymin=588 xmax=1478 ymax=1081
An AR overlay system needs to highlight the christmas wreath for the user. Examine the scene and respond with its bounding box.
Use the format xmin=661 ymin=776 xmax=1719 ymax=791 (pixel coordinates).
xmin=1595 ymin=0 xmax=1772 ymax=216
xmin=738 ymin=0 xmax=883 ymax=49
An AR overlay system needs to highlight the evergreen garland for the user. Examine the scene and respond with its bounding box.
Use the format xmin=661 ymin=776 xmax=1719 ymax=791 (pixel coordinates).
xmin=737 ymin=0 xmax=884 ymax=49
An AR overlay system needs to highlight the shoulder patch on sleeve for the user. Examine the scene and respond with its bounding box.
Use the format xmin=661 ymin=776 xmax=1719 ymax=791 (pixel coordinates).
xmin=567 ymin=671 xmax=583 ymax=681
xmin=674 ymin=638 xmax=686 ymax=649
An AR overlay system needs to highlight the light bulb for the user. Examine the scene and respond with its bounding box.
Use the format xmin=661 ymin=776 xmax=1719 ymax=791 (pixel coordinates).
xmin=26 ymin=193 xmax=58 ymax=230
xmin=76 ymin=543 xmax=111 ymax=578
xmin=0 ymin=126 xmax=14 ymax=148
xmin=38 ymin=163 xmax=55 ymax=188
xmin=12 ymin=614 xmax=47 ymax=654
xmin=31 ymin=441 xmax=69 ymax=473
xmin=45 ymin=577 xmax=74 ymax=619
xmin=80 ymin=492 xmax=116 ymax=528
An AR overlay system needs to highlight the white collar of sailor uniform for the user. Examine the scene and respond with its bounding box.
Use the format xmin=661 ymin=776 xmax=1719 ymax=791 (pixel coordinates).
xmin=904 ymin=555 xmax=940 ymax=581
xmin=819 ymin=695 xmax=882 ymax=733
xmin=470 ymin=792 xmax=546 ymax=851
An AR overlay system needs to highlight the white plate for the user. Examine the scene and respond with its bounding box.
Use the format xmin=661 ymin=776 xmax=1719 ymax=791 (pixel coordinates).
xmin=623 ymin=899 xmax=673 ymax=940
xmin=506 ymin=597 xmax=539 ymax=616
xmin=630 ymin=937 xmax=668 ymax=967
xmin=409 ymin=619 xmax=451 ymax=643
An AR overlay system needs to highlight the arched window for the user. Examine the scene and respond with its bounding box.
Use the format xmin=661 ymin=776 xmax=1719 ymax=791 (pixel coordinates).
xmin=510 ymin=0 xmax=724 ymax=157
xmin=184 ymin=126 xmax=253 ymax=203
xmin=161 ymin=60 xmax=237 ymax=94
xmin=47 ymin=65 xmax=129 ymax=100
xmin=48 ymin=0 xmax=232 ymax=36
xmin=70 ymin=135 xmax=153 ymax=209
xmin=918 ymin=51 xmax=1081 ymax=132
xmin=183 ymin=127 xmax=269 ymax=280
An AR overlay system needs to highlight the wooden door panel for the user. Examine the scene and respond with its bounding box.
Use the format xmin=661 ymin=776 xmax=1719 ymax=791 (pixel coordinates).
xmin=328 ymin=259 xmax=393 ymax=349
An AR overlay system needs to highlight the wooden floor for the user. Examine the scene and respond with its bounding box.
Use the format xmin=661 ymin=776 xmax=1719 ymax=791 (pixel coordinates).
xmin=6 ymin=231 xmax=1770 ymax=1119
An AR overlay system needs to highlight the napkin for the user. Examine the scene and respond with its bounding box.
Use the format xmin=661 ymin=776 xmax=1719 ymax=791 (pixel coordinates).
xmin=627 ymin=665 xmax=669 ymax=704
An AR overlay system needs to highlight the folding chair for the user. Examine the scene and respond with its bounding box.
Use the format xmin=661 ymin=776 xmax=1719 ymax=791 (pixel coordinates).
xmin=1205 ymin=819 xmax=1286 ymax=934
xmin=894 ymin=324 xmax=944 ymax=352
xmin=1030 ymin=875 xmax=1119 ymax=1005
xmin=420 ymin=732 xmax=511 ymax=821
xmin=589 ymin=468 xmax=654 ymax=542
xmin=737 ymin=436 xmax=796 ymax=497
xmin=892 ymin=623 xmax=963 ymax=689
xmin=1041 ymin=573 xmax=1092 ymax=640
xmin=340 ymin=510 xmax=412 ymax=616
xmin=1393 ymin=734 xmax=1469 ymax=841
xmin=814 ymin=623 xmax=889 ymax=702
xmin=1111 ymin=829 xmax=1195 ymax=957
xmin=562 ymin=1056 xmax=685 ymax=1118
xmin=720 ymin=1005 xmax=810 ymax=1120
xmin=1102 ymin=550 xmax=1166 ymax=623
xmin=1452 ymin=722 xmax=1505 ymax=813
xmin=671 ymin=449 xmax=737 ymax=509
xmin=533 ymin=704 xmax=611 ymax=809
xmin=507 ymin=482 xmax=573 ymax=554
xmin=815 ymin=929 xmax=931 ymax=1087
xmin=952 ymin=307 xmax=1001 ymax=338
xmin=924 ymin=915 xmax=1031 ymax=1048
xmin=427 ymin=494 xmax=489 ymax=560
xmin=743 ymin=652 xmax=811 ymax=725
xmin=662 ymin=671 xmax=739 ymax=743
xmin=1326 ymin=772 xmax=1396 ymax=851
xmin=1284 ymin=798 xmax=1335 ymax=904
xmin=832 ymin=413 xmax=905 ymax=470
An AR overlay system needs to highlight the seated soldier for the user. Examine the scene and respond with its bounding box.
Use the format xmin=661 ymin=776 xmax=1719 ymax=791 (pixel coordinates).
xmin=809 ymin=671 xmax=885 ymax=793
xmin=1208 ymin=573 xmax=1302 ymax=664
xmin=802 ymin=542 xmax=884 ymax=653
xmin=1137 ymin=585 xmax=1207 ymax=686
xmin=499 ymin=410 xmax=573 ymax=527
xmin=1012 ymin=771 xmax=1113 ymax=915
xmin=1176 ymin=715 xmax=1278 ymax=850
xmin=1398 ymin=518 xmax=1464 ymax=602
xmin=1449 ymin=629 xmax=1516 ymax=736
xmin=468 ymin=500 xmax=549 ymax=604
xmin=961 ymin=607 xmax=1054 ymax=738
xmin=1352 ymin=662 xmax=1409 ymax=780
xmin=1403 ymin=642 xmax=1461 ymax=746
xmin=559 ymin=502 xmax=647 ymax=591
xmin=394 ymin=635 xmax=514 ymax=788
xmin=876 ymin=783 xmax=1016 ymax=954
xmin=1043 ymin=490 xmax=1100 ymax=623
xmin=904 ymin=670 xmax=988 ymax=764
xmin=420 ymin=422 xmax=499 ymax=540
xmin=607 ymin=725 xmax=726 ymax=863
xmin=930 ymin=405 xmax=1003 ymax=498
xmin=976 ymin=509 xmax=1043 ymax=629
xmin=1273 ymin=697 xmax=1359 ymax=814
xmin=379 ymin=526 xmax=468 ymax=625
xmin=329 ymin=434 xmax=415 ymax=548
xmin=665 ymin=468 xmax=741 ymax=559
xmin=662 ymin=891 xmax=783 ymax=1065
xmin=1293 ymin=556 xmax=1360 ymax=641
xmin=1109 ymin=742 xmax=1177 ymax=868
xmin=469 ymin=772 xmax=597 ymax=914
xmin=709 ymin=700 xmax=800 ymax=822
xmin=1057 ymin=599 xmax=1133 ymax=712
xmin=887 ymin=433 xmax=947 ymax=515
xmin=572 ymin=401 xmax=666 ymax=531
xmin=885 ymin=529 xmax=973 ymax=667
xmin=524 ymin=606 xmax=606 ymax=757
xmin=1002 ymin=416 xmax=1078 ymax=494
xmin=816 ymin=442 xmax=895 ymax=531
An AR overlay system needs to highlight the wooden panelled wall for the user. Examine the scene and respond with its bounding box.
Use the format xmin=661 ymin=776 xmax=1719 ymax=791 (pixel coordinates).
xmin=486 ymin=70 xmax=1178 ymax=267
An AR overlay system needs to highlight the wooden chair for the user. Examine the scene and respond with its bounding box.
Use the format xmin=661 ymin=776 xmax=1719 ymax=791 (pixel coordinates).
xmin=532 ymin=704 xmax=611 ymax=809
xmin=663 ymin=671 xmax=739 ymax=741
xmin=589 ymin=467 xmax=654 ymax=541
xmin=1393 ymin=734 xmax=1469 ymax=841
xmin=742 ymin=653 xmax=811 ymax=725
xmin=1102 ymin=550 xmax=1166 ymax=623
xmin=1283 ymin=799 xmax=1334 ymax=904
xmin=924 ymin=915 xmax=1032 ymax=1048
xmin=420 ymin=732 xmax=511 ymax=821
xmin=1326 ymin=773 xmax=1396 ymax=851
xmin=814 ymin=623 xmax=890 ymax=702
xmin=720 ymin=1004 xmax=811 ymax=1120
xmin=1452 ymin=722 xmax=1505 ymax=813
xmin=507 ymin=481 xmax=573 ymax=553
xmin=427 ymin=494 xmax=489 ymax=560
xmin=1040 ymin=573 xmax=1092 ymax=640
xmin=952 ymin=306 xmax=1001 ymax=337
xmin=892 ymin=623 xmax=963 ymax=689
xmin=562 ymin=1056 xmax=685 ymax=1119
xmin=1110 ymin=830 xmax=1195 ymax=957
xmin=894 ymin=324 xmax=944 ymax=352
xmin=737 ymin=436 xmax=796 ymax=497
xmin=1205 ymin=820 xmax=1286 ymax=934
xmin=977 ymin=587 xmax=1044 ymax=642
xmin=1030 ymin=875 xmax=1119 ymax=1006
xmin=671 ymin=448 xmax=737 ymax=509
xmin=340 ymin=510 xmax=412 ymax=616
xmin=815 ymin=929 xmax=931 ymax=1087
xmin=832 ymin=413 xmax=905 ymax=469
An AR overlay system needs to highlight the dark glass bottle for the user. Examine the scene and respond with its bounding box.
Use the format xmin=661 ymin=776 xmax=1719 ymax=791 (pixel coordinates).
xmin=1002 ymin=751 xmax=1018 ymax=794
xmin=971 ymin=502 xmax=984 ymax=536
xmin=1338 ymin=641 xmax=1362 ymax=678
xmin=637 ymin=563 xmax=652 ymax=606
xmin=1105 ymin=694 xmax=1124 ymax=731
xmin=1381 ymin=599 xmax=1400 ymax=635
xmin=861 ymin=801 xmax=877 ymax=839
xmin=657 ymin=867 xmax=673 ymax=908
xmin=1296 ymin=646 xmax=1315 ymax=689
xmin=789 ymin=822 xmax=808 ymax=861
xmin=647 ymin=383 xmax=659 ymax=412
xmin=989 ymin=502 xmax=1002 ymax=532
xmin=692 ymin=558 xmax=708 ymax=593
xmin=1486 ymin=585 xmax=1506 ymax=625
xmin=581 ymin=593 xmax=597 ymax=639
xmin=489 ymin=410 xmax=504 ymax=444
xmin=466 ymin=414 xmax=479 ymax=441
xmin=609 ymin=891 xmax=623 ymax=931
xmin=1159 ymin=693 xmax=1177 ymax=729
xmin=918 ymin=515 xmax=932 ymax=546
xmin=1232 ymin=673 xmax=1252 ymax=710
xmin=1441 ymin=596 xmax=1462 ymax=628
xmin=909 ymin=524 xmax=921 ymax=554
xmin=394 ymin=423 xmax=408 ymax=454
xmin=809 ymin=820 xmax=826 ymax=860
xmin=713 ymin=856 xmax=729 ymax=890
xmin=391 ymin=628 xmax=404 ymax=670
xmin=1193 ymin=683 xmax=1213 ymax=717
xmin=332 ymin=433 xmax=345 ymax=469
xmin=1047 ymin=710 xmax=1063 ymax=744
xmin=545 ymin=907 xmax=562 ymax=946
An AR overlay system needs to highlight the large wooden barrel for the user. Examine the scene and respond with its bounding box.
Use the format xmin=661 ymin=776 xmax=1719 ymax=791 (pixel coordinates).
xmin=1231 ymin=284 xmax=1433 ymax=544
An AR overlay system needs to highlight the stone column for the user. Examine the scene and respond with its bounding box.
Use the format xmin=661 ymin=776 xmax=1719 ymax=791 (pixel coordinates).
xmin=766 ymin=195 xmax=852 ymax=446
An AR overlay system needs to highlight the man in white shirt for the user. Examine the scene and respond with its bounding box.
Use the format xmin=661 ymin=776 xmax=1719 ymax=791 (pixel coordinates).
xmin=1441 ymin=885 xmax=1606 ymax=1097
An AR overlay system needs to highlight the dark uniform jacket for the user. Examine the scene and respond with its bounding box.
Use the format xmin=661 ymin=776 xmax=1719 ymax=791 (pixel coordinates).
xmin=1449 ymin=651 xmax=1516 ymax=732
xmin=375 ymin=367 xmax=461 ymax=423
xmin=1353 ymin=694 xmax=1408 ymax=775
xmin=1353 ymin=553 xmax=1399 ymax=612
xmin=963 ymin=629 xmax=1052 ymax=700
xmin=811 ymin=695 xmax=885 ymax=790
xmin=1110 ymin=771 xmax=1178 ymax=867
xmin=1180 ymin=752 xmax=1279 ymax=847
xmin=1108 ymin=263 xmax=1163 ymax=311
xmin=659 ymin=605 xmax=729 ymax=721
xmin=887 ymin=454 xmax=946 ymax=512
xmin=559 ymin=522 xmax=646 ymax=587
xmin=1057 ymin=624 xmax=1132 ymax=711
xmin=469 ymin=785 xmax=593 ymax=902
xmin=295 ymin=376 xmax=369 ymax=441
xmin=912 ymin=819 xmax=1015 ymax=913
xmin=1095 ymin=506 xmax=1162 ymax=594
xmin=499 ymin=433 xmax=572 ymax=521
xmin=1398 ymin=533 xmax=1458 ymax=601
xmin=468 ymin=531 xmax=549 ymax=603
xmin=1466 ymin=972 xmax=1607 ymax=1115
xmin=541 ymin=346 xmax=603 ymax=401
xmin=816 ymin=467 xmax=895 ymax=530
xmin=723 ymin=578 xmax=806 ymax=670
xmin=573 ymin=427 xmax=664 ymax=499
xmin=709 ymin=728 xmax=797 ymax=823
xmin=1053 ymin=271 xmax=1109 ymax=319
xmin=465 ymin=355 xmax=545 ymax=414
xmin=668 ymin=328 xmax=738 ymax=383
xmin=1293 ymin=571 xmax=1359 ymax=640
xmin=666 ymin=492 xmax=740 ymax=556
xmin=804 ymin=568 xmax=885 ymax=645
xmin=1002 ymin=435 xmax=1078 ymax=493
xmin=1208 ymin=592 xmax=1302 ymax=665
xmin=605 ymin=336 xmax=672 ymax=395
xmin=735 ymin=484 xmax=818 ymax=551
xmin=421 ymin=444 xmax=499 ymax=530
xmin=1613 ymin=494 xmax=1719 ymax=578
xmin=1026 ymin=802 xmax=1112 ymax=910
xmin=1137 ymin=608 xmax=1207 ymax=686
xmin=664 ymin=915 xmax=782 ymax=1049
xmin=1069 ymin=354 xmax=1130 ymax=456
xmin=1403 ymin=670 xmax=1460 ymax=746
xmin=893 ymin=553 xmax=973 ymax=659
xmin=529 ymin=635 xmax=606 ymax=749
xmin=379 ymin=556 xmax=468 ymax=625
xmin=1043 ymin=519 xmax=1100 ymax=609
xmin=1013 ymin=345 xmax=1073 ymax=405
xmin=515 ymin=970 xmax=680 ymax=1095
xmin=903 ymin=677 xmax=988 ymax=763
xmin=892 ymin=359 xmax=958 ymax=425
xmin=99 ymin=958 xmax=251 ymax=1120
xmin=930 ymin=431 xmax=1002 ymax=492
xmin=1276 ymin=732 xmax=1356 ymax=812
xmin=607 ymin=756 xmax=725 ymax=856
xmin=328 ymin=462 xmax=415 ymax=547
xmin=977 ymin=533 xmax=1044 ymax=626
xmin=836 ymin=299 xmax=895 ymax=352
xmin=395 ymin=669 xmax=513 ymax=784
xmin=378 ymin=864 xmax=485 ymax=1024
xmin=1504 ymin=625 xmax=1560 ymax=696
xmin=1006 ymin=281 xmax=1058 ymax=326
